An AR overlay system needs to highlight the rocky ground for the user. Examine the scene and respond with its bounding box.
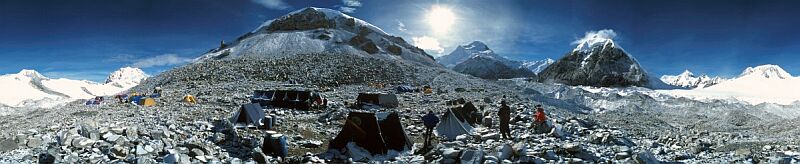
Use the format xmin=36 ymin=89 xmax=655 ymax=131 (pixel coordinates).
xmin=1 ymin=53 xmax=799 ymax=163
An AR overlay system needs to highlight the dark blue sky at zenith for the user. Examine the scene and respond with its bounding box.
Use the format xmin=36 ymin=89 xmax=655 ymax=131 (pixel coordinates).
xmin=0 ymin=0 xmax=798 ymax=82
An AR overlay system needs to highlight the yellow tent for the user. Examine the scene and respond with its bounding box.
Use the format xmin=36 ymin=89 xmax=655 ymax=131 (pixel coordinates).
xmin=140 ymin=98 xmax=156 ymax=107
xmin=423 ymin=86 xmax=433 ymax=94
xmin=183 ymin=95 xmax=198 ymax=104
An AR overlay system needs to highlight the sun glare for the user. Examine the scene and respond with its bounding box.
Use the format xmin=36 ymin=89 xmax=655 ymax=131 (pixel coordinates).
xmin=426 ymin=6 xmax=455 ymax=34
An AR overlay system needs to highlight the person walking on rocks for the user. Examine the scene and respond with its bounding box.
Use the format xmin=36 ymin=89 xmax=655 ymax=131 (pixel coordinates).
xmin=153 ymin=87 xmax=162 ymax=95
xmin=532 ymin=104 xmax=549 ymax=134
xmin=498 ymin=101 xmax=512 ymax=139
xmin=422 ymin=110 xmax=440 ymax=149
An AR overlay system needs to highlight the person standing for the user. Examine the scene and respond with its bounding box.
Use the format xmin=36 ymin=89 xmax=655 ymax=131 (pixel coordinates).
xmin=154 ymin=87 xmax=162 ymax=94
xmin=498 ymin=101 xmax=512 ymax=140
xmin=532 ymin=105 xmax=549 ymax=134
xmin=422 ymin=110 xmax=440 ymax=149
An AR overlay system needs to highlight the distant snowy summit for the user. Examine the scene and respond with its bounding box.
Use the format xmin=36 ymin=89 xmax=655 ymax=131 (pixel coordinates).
xmin=196 ymin=7 xmax=438 ymax=67
xmin=0 ymin=67 xmax=147 ymax=108
xmin=538 ymin=31 xmax=651 ymax=87
xmin=105 ymin=67 xmax=148 ymax=87
xmin=520 ymin=58 xmax=555 ymax=74
xmin=738 ymin=64 xmax=792 ymax=79
xmin=17 ymin=69 xmax=46 ymax=80
xmin=437 ymin=41 xmax=551 ymax=79
xmin=452 ymin=56 xmax=537 ymax=80
xmin=438 ymin=41 xmax=514 ymax=68
xmin=664 ymin=64 xmax=800 ymax=105
xmin=660 ymin=70 xmax=725 ymax=89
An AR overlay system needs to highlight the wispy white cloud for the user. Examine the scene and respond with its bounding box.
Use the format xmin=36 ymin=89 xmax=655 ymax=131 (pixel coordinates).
xmin=342 ymin=0 xmax=362 ymax=7
xmin=412 ymin=36 xmax=445 ymax=55
xmin=338 ymin=7 xmax=356 ymax=13
xmin=338 ymin=0 xmax=361 ymax=13
xmin=250 ymin=0 xmax=290 ymax=10
xmin=132 ymin=54 xmax=192 ymax=68
xmin=573 ymin=29 xmax=617 ymax=45
xmin=106 ymin=54 xmax=136 ymax=62
xmin=397 ymin=21 xmax=407 ymax=32
xmin=42 ymin=71 xmax=112 ymax=82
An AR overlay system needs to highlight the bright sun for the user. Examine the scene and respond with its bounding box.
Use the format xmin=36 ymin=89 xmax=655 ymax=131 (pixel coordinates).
xmin=426 ymin=6 xmax=455 ymax=34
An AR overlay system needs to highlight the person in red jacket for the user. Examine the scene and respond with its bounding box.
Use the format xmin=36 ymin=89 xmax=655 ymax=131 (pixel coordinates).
xmin=532 ymin=105 xmax=549 ymax=134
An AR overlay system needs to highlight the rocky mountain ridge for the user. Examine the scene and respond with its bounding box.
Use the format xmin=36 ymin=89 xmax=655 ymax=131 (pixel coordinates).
xmin=196 ymin=7 xmax=438 ymax=67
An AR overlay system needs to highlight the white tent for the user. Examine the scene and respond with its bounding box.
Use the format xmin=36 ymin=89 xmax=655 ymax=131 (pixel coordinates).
xmin=357 ymin=92 xmax=399 ymax=108
xmin=377 ymin=94 xmax=399 ymax=107
xmin=436 ymin=109 xmax=474 ymax=140
xmin=231 ymin=103 xmax=265 ymax=128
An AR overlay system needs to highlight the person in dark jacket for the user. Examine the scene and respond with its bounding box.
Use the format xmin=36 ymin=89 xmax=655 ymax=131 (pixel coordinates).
xmin=498 ymin=101 xmax=512 ymax=139
xmin=422 ymin=110 xmax=440 ymax=149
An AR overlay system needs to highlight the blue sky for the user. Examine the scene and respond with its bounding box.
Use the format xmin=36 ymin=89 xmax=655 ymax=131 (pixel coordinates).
xmin=1 ymin=0 xmax=798 ymax=82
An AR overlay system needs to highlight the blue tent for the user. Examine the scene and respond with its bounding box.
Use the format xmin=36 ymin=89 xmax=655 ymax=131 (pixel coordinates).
xmin=396 ymin=85 xmax=415 ymax=93
xmin=131 ymin=96 xmax=144 ymax=105
xmin=85 ymin=100 xmax=100 ymax=105
xmin=149 ymin=93 xmax=161 ymax=98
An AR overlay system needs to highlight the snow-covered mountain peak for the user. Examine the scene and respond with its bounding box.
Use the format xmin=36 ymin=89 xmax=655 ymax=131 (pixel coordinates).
xmin=540 ymin=30 xmax=649 ymax=87
xmin=571 ymin=29 xmax=623 ymax=54
xmin=16 ymin=69 xmax=46 ymax=79
xmin=462 ymin=41 xmax=490 ymax=51
xmin=697 ymin=74 xmax=711 ymax=81
xmin=739 ymin=64 xmax=792 ymax=79
xmin=104 ymin=67 xmax=148 ymax=84
xmin=668 ymin=65 xmax=800 ymax=105
xmin=1 ymin=67 xmax=146 ymax=108
xmin=197 ymin=7 xmax=437 ymax=67
xmin=438 ymin=41 xmax=508 ymax=67
xmin=521 ymin=58 xmax=554 ymax=74
xmin=255 ymin=7 xmax=388 ymax=36
xmin=574 ymin=37 xmax=616 ymax=53
xmin=452 ymin=55 xmax=536 ymax=79
xmin=677 ymin=70 xmax=695 ymax=78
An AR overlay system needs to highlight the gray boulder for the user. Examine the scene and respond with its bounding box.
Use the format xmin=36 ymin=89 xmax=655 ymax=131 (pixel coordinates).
xmin=633 ymin=151 xmax=661 ymax=164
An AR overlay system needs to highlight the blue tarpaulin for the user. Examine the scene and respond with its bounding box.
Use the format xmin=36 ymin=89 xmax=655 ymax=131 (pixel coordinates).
xmin=131 ymin=96 xmax=144 ymax=105
xmin=396 ymin=85 xmax=415 ymax=93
